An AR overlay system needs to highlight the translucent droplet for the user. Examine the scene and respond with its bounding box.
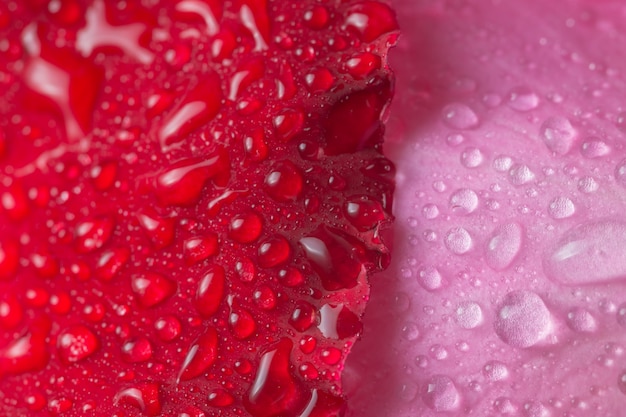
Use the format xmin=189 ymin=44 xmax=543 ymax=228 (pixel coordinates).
xmin=421 ymin=375 xmax=460 ymax=412
xmin=615 ymin=159 xmax=626 ymax=188
xmin=493 ymin=156 xmax=513 ymax=172
xmin=485 ymin=222 xmax=523 ymax=271
xmin=508 ymin=164 xmax=535 ymax=186
xmin=566 ymin=307 xmax=597 ymax=333
xmin=417 ymin=266 xmax=444 ymax=291
xmin=422 ymin=204 xmax=440 ymax=220
xmin=540 ymin=116 xmax=576 ymax=155
xmin=507 ymin=86 xmax=539 ymax=111
xmin=460 ymin=147 xmax=484 ymax=168
xmin=444 ymin=227 xmax=473 ymax=255
xmin=483 ymin=361 xmax=509 ymax=381
xmin=548 ymin=196 xmax=575 ymax=219
xmin=441 ymin=103 xmax=479 ymax=130
xmin=494 ymin=290 xmax=552 ymax=348
xmin=449 ymin=189 xmax=479 ymax=215
xmin=580 ymin=139 xmax=610 ymax=158
xmin=578 ymin=176 xmax=599 ymax=193
xmin=455 ymin=302 xmax=483 ymax=329
xmin=544 ymin=221 xmax=626 ymax=285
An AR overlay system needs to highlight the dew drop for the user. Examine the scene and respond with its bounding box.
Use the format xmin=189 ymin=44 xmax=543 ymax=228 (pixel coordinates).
xmin=566 ymin=307 xmax=597 ymax=333
xmin=615 ymin=159 xmax=626 ymax=188
xmin=540 ymin=116 xmax=577 ymax=155
xmin=494 ymin=291 xmax=552 ymax=348
xmin=580 ymin=138 xmax=610 ymax=158
xmin=178 ymin=328 xmax=218 ymax=381
xmin=57 ymin=325 xmax=99 ymax=364
xmin=460 ymin=147 xmax=484 ymax=168
xmin=544 ymin=221 xmax=626 ymax=285
xmin=485 ymin=222 xmax=523 ymax=271
xmin=449 ymin=189 xmax=479 ymax=215
xmin=548 ymin=196 xmax=575 ymax=219
xmin=493 ymin=156 xmax=513 ymax=172
xmin=578 ymin=176 xmax=599 ymax=193
xmin=441 ymin=103 xmax=479 ymax=130
xmin=455 ymin=301 xmax=484 ymax=329
xmin=444 ymin=227 xmax=473 ymax=255
xmin=507 ymin=86 xmax=540 ymax=111
xmin=421 ymin=375 xmax=460 ymax=412
xmin=508 ymin=164 xmax=535 ymax=186
xmin=417 ymin=266 xmax=444 ymax=291
xmin=483 ymin=361 xmax=509 ymax=381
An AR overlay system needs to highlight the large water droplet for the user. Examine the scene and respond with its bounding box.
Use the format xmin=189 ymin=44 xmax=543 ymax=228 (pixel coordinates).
xmin=449 ymin=189 xmax=478 ymax=215
xmin=548 ymin=196 xmax=575 ymax=219
xmin=455 ymin=302 xmax=483 ymax=329
xmin=544 ymin=221 xmax=626 ymax=285
xmin=441 ymin=103 xmax=479 ymax=130
xmin=494 ymin=291 xmax=552 ymax=348
xmin=421 ymin=375 xmax=460 ymax=412
xmin=485 ymin=222 xmax=523 ymax=271
xmin=540 ymin=116 xmax=576 ymax=155
xmin=444 ymin=227 xmax=473 ymax=254
xmin=507 ymin=86 xmax=540 ymax=111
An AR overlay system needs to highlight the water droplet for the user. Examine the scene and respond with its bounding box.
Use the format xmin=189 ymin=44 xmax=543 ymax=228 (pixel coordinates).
xmin=74 ymin=216 xmax=115 ymax=253
xmin=494 ymin=291 xmax=552 ymax=348
xmin=178 ymin=328 xmax=218 ymax=381
xmin=131 ymin=272 xmax=176 ymax=308
xmin=229 ymin=212 xmax=263 ymax=243
xmin=441 ymin=103 xmax=479 ymax=130
xmin=289 ymin=301 xmax=317 ymax=332
xmin=580 ymin=138 xmax=610 ymax=158
xmin=578 ymin=176 xmax=599 ymax=193
xmin=421 ymin=375 xmax=460 ymax=412
xmin=258 ymin=235 xmax=291 ymax=268
xmin=540 ymin=116 xmax=577 ymax=155
xmin=507 ymin=87 xmax=540 ymax=111
xmin=444 ymin=227 xmax=473 ymax=254
xmin=508 ymin=164 xmax=535 ymax=186
xmin=114 ymin=382 xmax=162 ymax=417
xmin=343 ymin=2 xmax=398 ymax=42
xmin=195 ymin=265 xmax=225 ymax=318
xmin=566 ymin=307 xmax=597 ymax=333
xmin=417 ymin=266 xmax=444 ymax=291
xmin=154 ymin=316 xmax=181 ymax=342
xmin=548 ymin=196 xmax=575 ymax=219
xmin=121 ymin=337 xmax=153 ymax=363
xmin=483 ymin=361 xmax=509 ymax=381
xmin=264 ymin=161 xmax=303 ymax=202
xmin=485 ymin=222 xmax=523 ymax=271
xmin=544 ymin=221 xmax=626 ymax=285
xmin=460 ymin=147 xmax=484 ymax=168
xmin=344 ymin=196 xmax=387 ymax=231
xmin=422 ymin=203 xmax=439 ymax=220
xmin=449 ymin=189 xmax=479 ymax=215
xmin=493 ymin=156 xmax=513 ymax=172
xmin=455 ymin=301 xmax=483 ymax=329
xmin=57 ymin=325 xmax=99 ymax=363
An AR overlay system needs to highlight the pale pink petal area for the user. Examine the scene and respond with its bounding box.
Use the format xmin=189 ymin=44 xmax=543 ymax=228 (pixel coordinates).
xmin=346 ymin=0 xmax=626 ymax=416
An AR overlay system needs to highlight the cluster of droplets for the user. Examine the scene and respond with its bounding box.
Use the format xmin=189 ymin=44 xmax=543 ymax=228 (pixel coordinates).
xmin=0 ymin=0 xmax=399 ymax=416
xmin=379 ymin=26 xmax=626 ymax=413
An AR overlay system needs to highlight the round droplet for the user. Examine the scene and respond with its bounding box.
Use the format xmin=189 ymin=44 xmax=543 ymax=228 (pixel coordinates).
xmin=195 ymin=265 xmax=225 ymax=318
xmin=494 ymin=291 xmax=552 ymax=348
xmin=178 ymin=328 xmax=219 ymax=381
xmin=444 ymin=227 xmax=473 ymax=255
xmin=121 ymin=337 xmax=153 ymax=363
xmin=422 ymin=204 xmax=439 ymax=220
xmin=417 ymin=266 xmax=444 ymax=291
xmin=508 ymin=164 xmax=535 ymax=185
xmin=455 ymin=302 xmax=483 ymax=329
xmin=483 ymin=361 xmax=509 ymax=381
xmin=460 ymin=147 xmax=484 ymax=168
xmin=506 ymin=87 xmax=539 ymax=111
xmin=57 ymin=325 xmax=100 ymax=364
xmin=578 ymin=176 xmax=599 ymax=193
xmin=154 ymin=316 xmax=182 ymax=342
xmin=131 ymin=273 xmax=176 ymax=308
xmin=548 ymin=196 xmax=575 ymax=219
xmin=449 ymin=189 xmax=478 ymax=215
xmin=441 ymin=103 xmax=479 ymax=130
xmin=257 ymin=235 xmax=291 ymax=268
xmin=566 ymin=308 xmax=597 ymax=333
xmin=264 ymin=161 xmax=303 ymax=201
xmin=421 ymin=375 xmax=460 ymax=412
xmin=580 ymin=139 xmax=610 ymax=158
xmin=544 ymin=221 xmax=626 ymax=285
xmin=485 ymin=222 xmax=523 ymax=271
xmin=493 ymin=156 xmax=513 ymax=172
xmin=229 ymin=212 xmax=263 ymax=243
xmin=540 ymin=116 xmax=576 ymax=155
